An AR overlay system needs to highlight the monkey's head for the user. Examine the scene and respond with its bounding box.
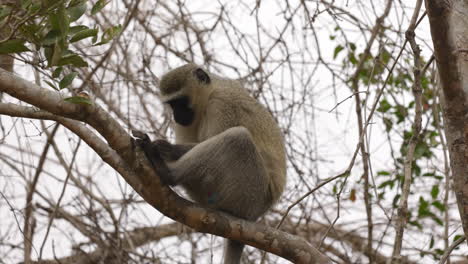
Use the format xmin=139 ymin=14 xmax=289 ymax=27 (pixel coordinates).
xmin=159 ymin=64 xmax=212 ymax=126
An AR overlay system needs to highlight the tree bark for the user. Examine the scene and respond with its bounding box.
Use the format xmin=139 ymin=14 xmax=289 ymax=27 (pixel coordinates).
xmin=425 ymin=0 xmax=468 ymax=245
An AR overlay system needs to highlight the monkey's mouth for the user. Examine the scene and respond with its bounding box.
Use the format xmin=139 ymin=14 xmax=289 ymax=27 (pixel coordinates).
xmin=167 ymin=96 xmax=195 ymax=126
xmin=173 ymin=107 xmax=194 ymax=126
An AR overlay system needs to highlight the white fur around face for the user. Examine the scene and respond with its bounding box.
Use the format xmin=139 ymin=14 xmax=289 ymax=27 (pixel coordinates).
xmin=159 ymin=89 xmax=186 ymax=103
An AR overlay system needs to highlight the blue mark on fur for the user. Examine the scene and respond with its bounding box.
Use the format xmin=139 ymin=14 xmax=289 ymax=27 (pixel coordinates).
xmin=207 ymin=192 xmax=219 ymax=204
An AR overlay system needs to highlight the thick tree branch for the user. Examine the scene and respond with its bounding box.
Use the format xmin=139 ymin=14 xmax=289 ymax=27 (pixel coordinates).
xmin=0 ymin=69 xmax=330 ymax=263
xmin=425 ymin=0 xmax=468 ymax=245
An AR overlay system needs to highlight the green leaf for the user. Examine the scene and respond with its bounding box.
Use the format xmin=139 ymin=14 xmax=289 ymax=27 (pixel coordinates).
xmin=377 ymin=171 xmax=390 ymax=176
xmin=392 ymin=194 xmax=400 ymax=208
xmin=403 ymin=130 xmax=413 ymax=140
xmin=377 ymin=99 xmax=392 ymax=113
xmin=27 ymin=2 xmax=41 ymax=14
xmin=430 ymin=185 xmax=439 ymax=199
xmin=94 ymin=24 xmax=122 ymax=46
xmin=423 ymin=173 xmax=444 ymax=180
xmin=64 ymin=96 xmax=92 ymax=105
xmin=44 ymin=46 xmax=53 ymax=62
xmin=414 ymin=163 xmax=421 ymax=176
xmin=69 ymin=25 xmax=89 ymax=35
xmin=0 ymin=5 xmax=12 ymax=20
xmin=377 ymin=192 xmax=385 ymax=200
xmin=431 ymin=201 xmax=445 ymax=212
xmin=377 ymin=180 xmax=394 ymax=189
xmin=92 ymin=29 xmax=98 ymax=43
xmin=91 ymin=0 xmax=109 ymax=15
xmin=383 ymin=117 xmax=393 ymax=132
xmin=348 ymin=52 xmax=358 ymax=65
xmin=49 ymin=4 xmax=69 ymax=39
xmin=381 ymin=49 xmax=391 ymax=64
xmin=408 ymin=220 xmax=423 ymax=230
xmin=49 ymin=43 xmax=63 ymax=66
xmin=57 ymin=54 xmax=88 ymax=67
xmin=0 ymin=39 xmax=30 ymax=54
xmin=52 ymin=67 xmax=63 ymax=78
xmin=432 ymin=216 xmax=443 ymax=226
xmin=42 ymin=29 xmax=62 ymax=45
xmin=414 ymin=142 xmax=431 ymax=159
xmin=70 ymin=28 xmax=98 ymax=43
xmin=69 ymin=0 xmax=83 ymax=6
xmin=59 ymin=72 xmax=78 ymax=89
xmin=19 ymin=23 xmax=42 ymax=44
xmin=68 ymin=1 xmax=87 ymax=22
xmin=21 ymin=0 xmax=32 ymax=10
xmin=394 ymin=105 xmax=407 ymax=123
xmin=44 ymin=80 xmax=59 ymax=90
xmin=333 ymin=45 xmax=344 ymax=59
xmin=57 ymin=5 xmax=70 ymax=37
xmin=42 ymin=0 xmax=56 ymax=8
xmin=49 ymin=12 xmax=61 ymax=31
xmin=418 ymin=197 xmax=430 ymax=217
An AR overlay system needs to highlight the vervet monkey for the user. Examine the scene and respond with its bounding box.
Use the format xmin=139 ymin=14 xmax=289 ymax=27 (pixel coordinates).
xmin=133 ymin=63 xmax=286 ymax=264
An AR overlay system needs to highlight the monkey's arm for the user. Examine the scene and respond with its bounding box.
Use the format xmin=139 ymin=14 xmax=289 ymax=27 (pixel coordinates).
xmin=132 ymin=130 xmax=177 ymax=185
xmin=152 ymin=139 xmax=196 ymax=161
xmin=132 ymin=130 xmax=196 ymax=185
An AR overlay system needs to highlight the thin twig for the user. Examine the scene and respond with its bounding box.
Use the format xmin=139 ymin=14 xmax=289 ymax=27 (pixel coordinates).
xmin=438 ymin=236 xmax=466 ymax=264
xmin=38 ymin=131 xmax=82 ymax=259
xmin=391 ymin=0 xmax=424 ymax=261
xmin=23 ymin=123 xmax=59 ymax=263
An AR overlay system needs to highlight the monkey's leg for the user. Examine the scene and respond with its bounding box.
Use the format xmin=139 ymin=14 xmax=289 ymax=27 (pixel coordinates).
xmin=169 ymin=126 xmax=271 ymax=220
xmin=170 ymin=127 xmax=269 ymax=264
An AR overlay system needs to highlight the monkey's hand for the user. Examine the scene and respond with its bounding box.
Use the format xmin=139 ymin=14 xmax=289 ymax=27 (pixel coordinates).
xmin=152 ymin=139 xmax=174 ymax=160
xmin=131 ymin=130 xmax=175 ymax=185
xmin=131 ymin=130 xmax=151 ymax=145
xmin=131 ymin=134 xmax=176 ymax=161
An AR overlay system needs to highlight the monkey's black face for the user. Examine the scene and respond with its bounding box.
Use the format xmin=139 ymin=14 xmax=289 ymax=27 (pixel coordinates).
xmin=167 ymin=96 xmax=195 ymax=126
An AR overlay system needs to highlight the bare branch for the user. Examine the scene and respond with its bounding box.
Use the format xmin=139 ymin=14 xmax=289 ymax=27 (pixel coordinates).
xmin=0 ymin=68 xmax=330 ymax=263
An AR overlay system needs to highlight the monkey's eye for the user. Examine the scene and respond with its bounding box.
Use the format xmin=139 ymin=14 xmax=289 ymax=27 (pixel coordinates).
xmin=193 ymin=68 xmax=211 ymax=84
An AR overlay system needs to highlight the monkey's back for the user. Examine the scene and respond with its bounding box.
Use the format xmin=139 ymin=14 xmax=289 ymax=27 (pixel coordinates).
xmin=198 ymin=80 xmax=287 ymax=206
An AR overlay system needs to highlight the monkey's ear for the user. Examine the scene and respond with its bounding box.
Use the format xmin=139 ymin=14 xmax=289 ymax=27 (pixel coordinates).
xmin=193 ymin=68 xmax=211 ymax=84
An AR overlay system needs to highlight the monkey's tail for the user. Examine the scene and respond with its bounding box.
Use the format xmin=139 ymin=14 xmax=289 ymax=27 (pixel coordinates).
xmin=224 ymin=239 xmax=245 ymax=264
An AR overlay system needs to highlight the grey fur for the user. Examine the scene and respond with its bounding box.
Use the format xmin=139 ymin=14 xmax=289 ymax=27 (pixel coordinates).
xmin=136 ymin=64 xmax=286 ymax=264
